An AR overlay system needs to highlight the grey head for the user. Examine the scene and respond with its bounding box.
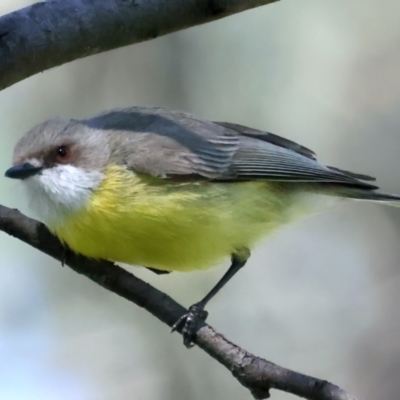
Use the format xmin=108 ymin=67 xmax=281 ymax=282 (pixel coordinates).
xmin=6 ymin=117 xmax=110 ymax=179
xmin=5 ymin=117 xmax=111 ymax=227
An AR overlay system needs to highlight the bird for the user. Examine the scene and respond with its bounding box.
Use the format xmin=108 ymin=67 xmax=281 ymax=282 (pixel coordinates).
xmin=5 ymin=106 xmax=400 ymax=347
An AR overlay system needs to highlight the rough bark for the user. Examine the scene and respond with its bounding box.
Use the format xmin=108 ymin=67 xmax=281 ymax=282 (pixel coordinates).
xmin=0 ymin=0 xmax=277 ymax=90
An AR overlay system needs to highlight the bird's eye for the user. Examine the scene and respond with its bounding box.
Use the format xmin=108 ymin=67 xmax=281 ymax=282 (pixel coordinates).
xmin=56 ymin=145 xmax=71 ymax=161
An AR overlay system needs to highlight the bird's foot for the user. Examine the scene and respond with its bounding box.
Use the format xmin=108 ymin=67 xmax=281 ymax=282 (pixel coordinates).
xmin=171 ymin=302 xmax=208 ymax=348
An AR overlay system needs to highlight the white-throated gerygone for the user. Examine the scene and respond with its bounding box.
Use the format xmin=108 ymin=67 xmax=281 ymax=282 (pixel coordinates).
xmin=6 ymin=107 xmax=400 ymax=346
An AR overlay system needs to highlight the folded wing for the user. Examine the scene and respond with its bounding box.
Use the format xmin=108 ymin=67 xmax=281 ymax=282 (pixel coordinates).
xmin=85 ymin=107 xmax=377 ymax=190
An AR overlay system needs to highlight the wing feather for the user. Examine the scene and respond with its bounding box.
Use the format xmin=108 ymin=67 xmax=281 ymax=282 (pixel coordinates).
xmin=84 ymin=107 xmax=377 ymax=189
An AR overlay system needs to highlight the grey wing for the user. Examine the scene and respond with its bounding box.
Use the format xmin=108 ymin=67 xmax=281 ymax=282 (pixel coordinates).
xmin=232 ymin=136 xmax=377 ymax=188
xmin=87 ymin=107 xmax=239 ymax=179
xmin=217 ymin=122 xmax=377 ymax=187
xmin=215 ymin=122 xmax=375 ymax=181
xmin=87 ymin=107 xmax=376 ymax=188
xmin=215 ymin=121 xmax=318 ymax=160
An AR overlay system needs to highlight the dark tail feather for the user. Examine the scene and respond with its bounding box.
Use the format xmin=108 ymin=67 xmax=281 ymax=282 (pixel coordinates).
xmin=343 ymin=190 xmax=400 ymax=206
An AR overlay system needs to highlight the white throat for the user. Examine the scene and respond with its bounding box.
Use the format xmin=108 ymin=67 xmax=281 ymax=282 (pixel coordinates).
xmin=23 ymin=164 xmax=104 ymax=228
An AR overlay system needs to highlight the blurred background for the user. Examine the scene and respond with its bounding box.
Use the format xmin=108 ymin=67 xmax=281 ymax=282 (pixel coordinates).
xmin=1 ymin=0 xmax=400 ymax=399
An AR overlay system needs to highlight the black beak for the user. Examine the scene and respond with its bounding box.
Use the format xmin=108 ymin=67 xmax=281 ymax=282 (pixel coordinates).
xmin=5 ymin=163 xmax=42 ymax=179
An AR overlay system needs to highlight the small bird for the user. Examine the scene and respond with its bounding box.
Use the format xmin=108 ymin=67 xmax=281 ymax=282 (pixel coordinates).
xmin=5 ymin=107 xmax=400 ymax=346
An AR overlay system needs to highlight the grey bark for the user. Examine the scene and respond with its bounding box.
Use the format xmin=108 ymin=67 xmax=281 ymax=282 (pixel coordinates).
xmin=0 ymin=0 xmax=277 ymax=90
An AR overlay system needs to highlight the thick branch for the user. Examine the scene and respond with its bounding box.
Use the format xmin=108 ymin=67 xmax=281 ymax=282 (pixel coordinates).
xmin=0 ymin=204 xmax=359 ymax=400
xmin=0 ymin=0 xmax=277 ymax=91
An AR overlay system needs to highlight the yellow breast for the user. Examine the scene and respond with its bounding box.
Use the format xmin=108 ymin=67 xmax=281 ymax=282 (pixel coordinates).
xmin=53 ymin=165 xmax=291 ymax=271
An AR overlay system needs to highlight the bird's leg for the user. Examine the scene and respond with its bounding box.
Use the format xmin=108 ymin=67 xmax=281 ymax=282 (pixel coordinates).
xmin=172 ymin=247 xmax=250 ymax=348
xmin=61 ymin=243 xmax=74 ymax=266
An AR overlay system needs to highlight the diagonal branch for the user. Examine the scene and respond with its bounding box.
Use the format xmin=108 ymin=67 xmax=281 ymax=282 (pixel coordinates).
xmin=0 ymin=204 xmax=359 ymax=400
xmin=0 ymin=0 xmax=277 ymax=91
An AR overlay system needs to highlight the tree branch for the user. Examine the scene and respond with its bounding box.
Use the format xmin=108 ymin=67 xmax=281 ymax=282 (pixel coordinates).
xmin=0 ymin=204 xmax=359 ymax=400
xmin=0 ymin=0 xmax=277 ymax=91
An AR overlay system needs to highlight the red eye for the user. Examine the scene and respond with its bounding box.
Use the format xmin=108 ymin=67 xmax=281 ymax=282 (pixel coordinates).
xmin=56 ymin=145 xmax=71 ymax=161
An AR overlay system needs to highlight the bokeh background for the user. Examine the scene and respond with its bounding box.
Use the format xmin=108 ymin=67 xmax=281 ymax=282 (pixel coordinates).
xmin=1 ymin=0 xmax=400 ymax=399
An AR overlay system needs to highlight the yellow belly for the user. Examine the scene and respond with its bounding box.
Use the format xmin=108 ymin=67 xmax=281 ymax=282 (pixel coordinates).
xmin=52 ymin=165 xmax=293 ymax=271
